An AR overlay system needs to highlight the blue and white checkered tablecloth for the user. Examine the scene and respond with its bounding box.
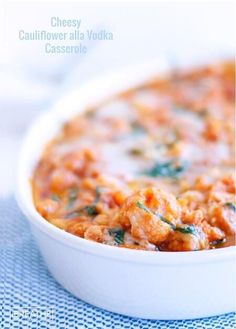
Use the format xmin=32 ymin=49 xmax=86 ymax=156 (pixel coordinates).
xmin=0 ymin=197 xmax=235 ymax=329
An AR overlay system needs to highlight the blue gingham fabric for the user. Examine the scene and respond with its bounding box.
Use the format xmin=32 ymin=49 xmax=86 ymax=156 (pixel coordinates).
xmin=0 ymin=197 xmax=235 ymax=329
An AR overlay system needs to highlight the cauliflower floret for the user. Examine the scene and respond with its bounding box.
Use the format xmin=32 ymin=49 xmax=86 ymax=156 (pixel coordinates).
xmin=84 ymin=225 xmax=107 ymax=242
xmin=162 ymin=229 xmax=208 ymax=251
xmin=210 ymin=204 xmax=236 ymax=235
xmin=117 ymin=187 xmax=181 ymax=245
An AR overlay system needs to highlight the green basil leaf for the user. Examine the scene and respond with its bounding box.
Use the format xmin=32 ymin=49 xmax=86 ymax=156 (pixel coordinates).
xmin=136 ymin=201 xmax=198 ymax=236
xmin=108 ymin=228 xmax=125 ymax=244
xmin=174 ymin=225 xmax=199 ymax=236
xmin=67 ymin=187 xmax=79 ymax=209
xmin=224 ymin=202 xmax=236 ymax=212
xmin=143 ymin=160 xmax=189 ymax=178
xmin=66 ymin=186 xmax=102 ymax=218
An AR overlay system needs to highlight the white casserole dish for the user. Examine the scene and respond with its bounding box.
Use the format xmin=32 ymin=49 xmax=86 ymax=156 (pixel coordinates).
xmin=16 ymin=59 xmax=236 ymax=320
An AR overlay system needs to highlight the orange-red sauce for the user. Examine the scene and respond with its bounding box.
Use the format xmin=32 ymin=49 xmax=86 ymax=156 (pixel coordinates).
xmin=32 ymin=61 xmax=235 ymax=251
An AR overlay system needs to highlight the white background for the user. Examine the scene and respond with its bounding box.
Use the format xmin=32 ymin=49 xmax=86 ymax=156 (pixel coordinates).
xmin=0 ymin=0 xmax=235 ymax=196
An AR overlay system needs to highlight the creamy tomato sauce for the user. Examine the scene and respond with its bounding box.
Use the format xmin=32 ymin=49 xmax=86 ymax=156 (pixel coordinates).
xmin=33 ymin=61 xmax=235 ymax=251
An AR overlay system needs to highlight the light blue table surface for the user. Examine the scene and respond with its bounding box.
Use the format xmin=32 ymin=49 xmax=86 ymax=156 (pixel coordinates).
xmin=0 ymin=197 xmax=235 ymax=329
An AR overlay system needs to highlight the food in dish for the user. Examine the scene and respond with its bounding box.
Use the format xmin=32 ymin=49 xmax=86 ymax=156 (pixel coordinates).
xmin=32 ymin=61 xmax=235 ymax=252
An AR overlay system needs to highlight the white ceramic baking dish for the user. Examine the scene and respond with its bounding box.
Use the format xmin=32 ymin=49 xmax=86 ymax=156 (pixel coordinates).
xmin=16 ymin=59 xmax=236 ymax=320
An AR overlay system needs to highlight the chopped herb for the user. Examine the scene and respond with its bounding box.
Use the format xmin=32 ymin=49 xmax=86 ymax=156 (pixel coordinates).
xmin=108 ymin=228 xmax=125 ymax=244
xmin=67 ymin=187 xmax=79 ymax=209
xmin=136 ymin=201 xmax=153 ymax=214
xmin=136 ymin=201 xmax=198 ymax=236
xmin=136 ymin=201 xmax=175 ymax=228
xmin=143 ymin=160 xmax=189 ymax=178
xmin=66 ymin=186 xmax=102 ymax=218
xmin=66 ymin=205 xmax=98 ymax=218
xmin=94 ymin=186 xmax=102 ymax=202
xmin=82 ymin=186 xmax=102 ymax=216
xmin=84 ymin=205 xmax=98 ymax=216
xmin=158 ymin=214 xmax=176 ymax=229
xmin=175 ymin=225 xmax=199 ymax=237
xmin=224 ymin=202 xmax=236 ymax=212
